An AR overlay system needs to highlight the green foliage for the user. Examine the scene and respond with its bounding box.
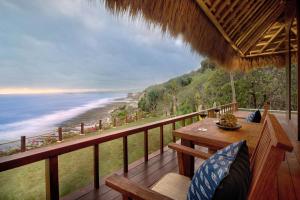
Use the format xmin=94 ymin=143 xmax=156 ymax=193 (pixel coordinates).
xmin=138 ymin=58 xmax=297 ymax=113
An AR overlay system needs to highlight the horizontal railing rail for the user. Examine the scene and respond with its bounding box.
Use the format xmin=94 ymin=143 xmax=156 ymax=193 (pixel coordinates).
xmin=0 ymin=102 xmax=237 ymax=200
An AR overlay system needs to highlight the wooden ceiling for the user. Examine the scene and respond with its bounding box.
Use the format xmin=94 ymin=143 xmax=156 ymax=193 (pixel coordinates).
xmin=195 ymin=0 xmax=297 ymax=58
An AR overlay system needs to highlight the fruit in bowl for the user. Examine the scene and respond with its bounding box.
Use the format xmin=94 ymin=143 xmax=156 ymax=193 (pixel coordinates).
xmin=219 ymin=113 xmax=237 ymax=127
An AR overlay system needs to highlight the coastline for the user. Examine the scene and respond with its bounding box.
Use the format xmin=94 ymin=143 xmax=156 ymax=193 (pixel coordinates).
xmin=59 ymin=97 xmax=135 ymax=129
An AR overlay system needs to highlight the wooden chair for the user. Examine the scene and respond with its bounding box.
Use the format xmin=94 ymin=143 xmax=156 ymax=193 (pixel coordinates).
xmin=106 ymin=114 xmax=293 ymax=200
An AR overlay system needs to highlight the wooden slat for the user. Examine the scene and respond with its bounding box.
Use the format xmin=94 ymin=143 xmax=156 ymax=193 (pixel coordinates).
xmin=123 ymin=136 xmax=128 ymax=173
xmin=144 ymin=130 xmax=148 ymax=162
xmin=172 ymin=122 xmax=176 ymax=142
xmin=259 ymin=25 xmax=285 ymax=53
xmin=94 ymin=144 xmax=100 ymax=189
xmin=160 ymin=126 xmax=164 ymax=154
xmin=45 ymin=156 xmax=59 ymax=200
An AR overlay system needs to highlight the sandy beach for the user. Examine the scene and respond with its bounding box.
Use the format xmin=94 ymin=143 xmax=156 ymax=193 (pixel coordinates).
xmin=58 ymin=96 xmax=138 ymax=129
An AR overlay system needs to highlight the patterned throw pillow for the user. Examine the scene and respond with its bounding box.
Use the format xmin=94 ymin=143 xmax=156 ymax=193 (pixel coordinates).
xmin=246 ymin=110 xmax=261 ymax=123
xmin=187 ymin=141 xmax=246 ymax=200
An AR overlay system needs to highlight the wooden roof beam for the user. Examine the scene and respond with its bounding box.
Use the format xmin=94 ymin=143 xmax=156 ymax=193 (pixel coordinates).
xmin=246 ymin=49 xmax=297 ymax=57
xmin=258 ymin=25 xmax=285 ymax=53
xmin=219 ymin=0 xmax=239 ymax=24
xmin=210 ymin=0 xmax=221 ymax=13
xmin=291 ymin=27 xmax=297 ymax=35
xmin=215 ymin=0 xmax=231 ymax=19
xmin=228 ymin=0 xmax=264 ymax=38
xmin=194 ymin=0 xmax=244 ymax=56
xmin=223 ymin=0 xmax=248 ymax=29
xmin=236 ymin=0 xmax=279 ymax=46
xmin=240 ymin=2 xmax=284 ymax=53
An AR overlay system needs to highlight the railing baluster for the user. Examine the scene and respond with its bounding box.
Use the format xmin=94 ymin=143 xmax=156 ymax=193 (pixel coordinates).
xmin=20 ymin=136 xmax=26 ymax=152
xmin=160 ymin=126 xmax=164 ymax=154
xmin=94 ymin=144 xmax=100 ymax=189
xmin=58 ymin=127 xmax=63 ymax=142
xmin=45 ymin=156 xmax=59 ymax=200
xmin=99 ymin=120 xmax=102 ymax=130
xmin=144 ymin=130 xmax=148 ymax=162
xmin=123 ymin=136 xmax=128 ymax=173
xmin=172 ymin=122 xmax=176 ymax=142
xmin=80 ymin=123 xmax=84 ymax=135
xmin=182 ymin=119 xmax=186 ymax=127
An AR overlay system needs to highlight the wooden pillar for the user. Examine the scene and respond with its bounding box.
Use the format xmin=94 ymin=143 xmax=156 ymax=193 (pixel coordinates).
xmin=45 ymin=156 xmax=59 ymax=200
xmin=297 ymin=0 xmax=300 ymax=141
xmin=20 ymin=136 xmax=26 ymax=152
xmin=285 ymin=18 xmax=292 ymax=120
xmin=230 ymin=72 xmax=237 ymax=104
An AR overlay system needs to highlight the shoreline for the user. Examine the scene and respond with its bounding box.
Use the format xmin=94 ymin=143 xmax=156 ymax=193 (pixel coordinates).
xmin=59 ymin=97 xmax=136 ymax=129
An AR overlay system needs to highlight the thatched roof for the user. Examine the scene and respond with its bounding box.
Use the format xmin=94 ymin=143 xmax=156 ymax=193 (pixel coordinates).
xmin=103 ymin=0 xmax=297 ymax=70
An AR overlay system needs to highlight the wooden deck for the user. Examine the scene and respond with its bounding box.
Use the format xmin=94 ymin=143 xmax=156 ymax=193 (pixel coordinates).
xmin=63 ymin=113 xmax=300 ymax=200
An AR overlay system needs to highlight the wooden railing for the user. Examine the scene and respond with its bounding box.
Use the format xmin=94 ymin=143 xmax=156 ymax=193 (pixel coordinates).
xmin=0 ymin=102 xmax=237 ymax=200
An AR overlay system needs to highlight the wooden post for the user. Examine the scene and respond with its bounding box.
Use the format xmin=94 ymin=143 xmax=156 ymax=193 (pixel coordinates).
xmin=172 ymin=122 xmax=176 ymax=142
xmin=297 ymin=0 xmax=300 ymax=141
xmin=144 ymin=130 xmax=148 ymax=162
xmin=20 ymin=136 xmax=26 ymax=152
xmin=99 ymin=120 xmax=102 ymax=130
xmin=113 ymin=118 xmax=117 ymax=128
xmin=285 ymin=17 xmax=292 ymax=120
xmin=160 ymin=126 xmax=164 ymax=154
xmin=135 ymin=112 xmax=138 ymax=121
xmin=125 ymin=115 xmax=128 ymax=124
xmin=182 ymin=119 xmax=186 ymax=127
xmin=230 ymin=72 xmax=237 ymax=104
xmin=58 ymin=127 xmax=62 ymax=142
xmin=80 ymin=123 xmax=84 ymax=135
xmin=123 ymin=136 xmax=128 ymax=173
xmin=45 ymin=156 xmax=59 ymax=200
xmin=94 ymin=144 xmax=100 ymax=189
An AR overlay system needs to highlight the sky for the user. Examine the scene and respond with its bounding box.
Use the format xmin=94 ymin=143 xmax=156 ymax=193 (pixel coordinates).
xmin=0 ymin=0 xmax=202 ymax=93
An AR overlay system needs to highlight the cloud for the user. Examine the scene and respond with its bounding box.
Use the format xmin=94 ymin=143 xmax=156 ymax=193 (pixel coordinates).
xmin=0 ymin=0 xmax=202 ymax=90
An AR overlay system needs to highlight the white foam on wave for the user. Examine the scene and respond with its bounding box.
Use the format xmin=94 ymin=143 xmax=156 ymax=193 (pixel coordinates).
xmin=0 ymin=97 xmax=119 ymax=141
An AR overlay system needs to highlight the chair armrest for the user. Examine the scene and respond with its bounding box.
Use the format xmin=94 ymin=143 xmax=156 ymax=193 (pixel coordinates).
xmin=168 ymin=143 xmax=212 ymax=160
xmin=105 ymin=174 xmax=173 ymax=200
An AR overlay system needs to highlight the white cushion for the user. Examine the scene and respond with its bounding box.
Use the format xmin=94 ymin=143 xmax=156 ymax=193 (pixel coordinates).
xmin=151 ymin=173 xmax=191 ymax=200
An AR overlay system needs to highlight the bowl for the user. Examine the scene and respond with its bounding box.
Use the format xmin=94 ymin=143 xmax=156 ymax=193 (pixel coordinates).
xmin=216 ymin=122 xmax=241 ymax=130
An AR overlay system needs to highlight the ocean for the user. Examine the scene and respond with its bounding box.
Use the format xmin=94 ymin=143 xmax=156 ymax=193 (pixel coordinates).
xmin=0 ymin=92 xmax=126 ymax=142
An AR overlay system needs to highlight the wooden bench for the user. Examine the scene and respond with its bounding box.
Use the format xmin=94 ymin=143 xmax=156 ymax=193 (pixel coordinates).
xmin=105 ymin=114 xmax=293 ymax=200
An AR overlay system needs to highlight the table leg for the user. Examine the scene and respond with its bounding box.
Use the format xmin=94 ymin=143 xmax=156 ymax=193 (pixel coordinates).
xmin=181 ymin=139 xmax=195 ymax=178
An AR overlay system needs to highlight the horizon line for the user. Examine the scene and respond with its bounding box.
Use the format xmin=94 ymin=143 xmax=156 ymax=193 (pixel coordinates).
xmin=0 ymin=88 xmax=141 ymax=95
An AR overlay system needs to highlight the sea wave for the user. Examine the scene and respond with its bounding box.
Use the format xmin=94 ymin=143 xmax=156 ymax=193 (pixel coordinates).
xmin=0 ymin=97 xmax=118 ymax=141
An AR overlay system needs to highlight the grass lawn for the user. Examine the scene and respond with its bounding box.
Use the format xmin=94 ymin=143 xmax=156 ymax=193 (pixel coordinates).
xmin=0 ymin=115 xmax=194 ymax=200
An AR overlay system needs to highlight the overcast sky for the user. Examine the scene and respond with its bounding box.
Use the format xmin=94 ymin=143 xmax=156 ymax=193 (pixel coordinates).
xmin=0 ymin=0 xmax=202 ymax=91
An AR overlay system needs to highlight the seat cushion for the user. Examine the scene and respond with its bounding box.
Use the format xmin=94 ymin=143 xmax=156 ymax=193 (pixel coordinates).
xmin=246 ymin=110 xmax=261 ymax=123
xmin=151 ymin=173 xmax=191 ymax=200
xmin=187 ymin=140 xmax=250 ymax=200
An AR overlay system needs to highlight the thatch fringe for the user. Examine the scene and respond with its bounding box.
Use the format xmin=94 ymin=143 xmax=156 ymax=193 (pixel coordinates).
xmin=102 ymin=0 xmax=296 ymax=71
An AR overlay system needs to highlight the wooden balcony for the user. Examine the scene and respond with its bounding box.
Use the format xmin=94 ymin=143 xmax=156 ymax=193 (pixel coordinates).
xmin=0 ymin=103 xmax=299 ymax=200
xmin=61 ymin=112 xmax=299 ymax=200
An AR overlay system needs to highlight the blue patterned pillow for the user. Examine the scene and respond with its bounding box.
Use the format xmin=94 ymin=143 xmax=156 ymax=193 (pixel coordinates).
xmin=187 ymin=141 xmax=245 ymax=200
xmin=246 ymin=110 xmax=261 ymax=123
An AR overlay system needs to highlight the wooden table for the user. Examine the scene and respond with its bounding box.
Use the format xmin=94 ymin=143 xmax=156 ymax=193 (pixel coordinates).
xmin=173 ymin=118 xmax=263 ymax=178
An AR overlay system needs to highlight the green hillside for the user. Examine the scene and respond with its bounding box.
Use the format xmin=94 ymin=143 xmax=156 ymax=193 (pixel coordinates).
xmin=138 ymin=59 xmax=297 ymax=115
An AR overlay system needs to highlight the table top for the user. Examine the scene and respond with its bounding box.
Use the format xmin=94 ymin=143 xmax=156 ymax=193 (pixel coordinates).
xmin=173 ymin=118 xmax=263 ymax=151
